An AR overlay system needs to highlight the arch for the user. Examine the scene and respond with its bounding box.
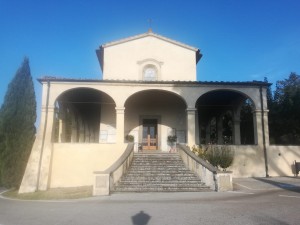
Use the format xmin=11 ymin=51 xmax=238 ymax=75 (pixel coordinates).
xmin=54 ymin=87 xmax=115 ymax=105
xmin=125 ymin=89 xmax=188 ymax=108
xmin=195 ymin=89 xmax=256 ymax=110
xmin=196 ymin=89 xmax=255 ymax=145
xmin=124 ymin=89 xmax=187 ymax=151
xmin=53 ymin=88 xmax=116 ymax=143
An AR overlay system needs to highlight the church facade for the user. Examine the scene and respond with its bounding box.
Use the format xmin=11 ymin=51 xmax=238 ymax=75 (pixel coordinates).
xmin=20 ymin=30 xmax=296 ymax=193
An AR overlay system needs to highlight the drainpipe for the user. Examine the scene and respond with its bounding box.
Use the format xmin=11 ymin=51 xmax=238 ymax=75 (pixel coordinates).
xmin=36 ymin=80 xmax=50 ymax=190
xmin=260 ymin=85 xmax=269 ymax=177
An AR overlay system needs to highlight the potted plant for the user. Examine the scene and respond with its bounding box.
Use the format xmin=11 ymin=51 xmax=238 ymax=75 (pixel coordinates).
xmin=125 ymin=134 xmax=134 ymax=142
xmin=167 ymin=135 xmax=177 ymax=152
xmin=167 ymin=135 xmax=177 ymax=143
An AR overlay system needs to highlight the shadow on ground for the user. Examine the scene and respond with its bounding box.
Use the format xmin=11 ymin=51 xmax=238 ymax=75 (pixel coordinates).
xmin=131 ymin=211 xmax=151 ymax=225
xmin=253 ymin=177 xmax=300 ymax=193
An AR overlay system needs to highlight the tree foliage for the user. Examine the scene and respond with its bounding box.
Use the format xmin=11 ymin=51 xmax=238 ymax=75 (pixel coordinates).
xmin=268 ymin=72 xmax=300 ymax=145
xmin=0 ymin=58 xmax=36 ymax=188
xmin=191 ymin=145 xmax=234 ymax=171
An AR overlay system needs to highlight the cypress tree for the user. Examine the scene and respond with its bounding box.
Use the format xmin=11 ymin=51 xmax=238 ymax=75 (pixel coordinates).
xmin=0 ymin=58 xmax=36 ymax=188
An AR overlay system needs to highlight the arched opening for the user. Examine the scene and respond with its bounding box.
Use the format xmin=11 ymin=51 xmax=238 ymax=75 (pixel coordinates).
xmin=124 ymin=90 xmax=187 ymax=151
xmin=240 ymin=99 xmax=255 ymax=144
xmin=53 ymin=88 xmax=116 ymax=143
xmin=196 ymin=90 xmax=255 ymax=145
xmin=143 ymin=64 xmax=158 ymax=81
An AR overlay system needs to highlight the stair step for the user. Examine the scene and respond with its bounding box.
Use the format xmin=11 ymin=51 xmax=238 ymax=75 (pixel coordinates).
xmin=113 ymin=152 xmax=211 ymax=193
xmin=118 ymin=182 xmax=206 ymax=186
xmin=114 ymin=187 xmax=210 ymax=192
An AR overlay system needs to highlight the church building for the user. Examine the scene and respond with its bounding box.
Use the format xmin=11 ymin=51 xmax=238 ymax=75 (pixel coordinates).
xmin=19 ymin=30 xmax=276 ymax=193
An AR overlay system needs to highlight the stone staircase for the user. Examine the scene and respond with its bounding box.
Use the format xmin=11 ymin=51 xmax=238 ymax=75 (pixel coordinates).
xmin=114 ymin=152 xmax=211 ymax=192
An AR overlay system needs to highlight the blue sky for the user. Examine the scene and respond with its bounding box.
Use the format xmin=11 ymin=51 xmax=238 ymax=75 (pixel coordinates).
xmin=1 ymin=0 xmax=300 ymax=111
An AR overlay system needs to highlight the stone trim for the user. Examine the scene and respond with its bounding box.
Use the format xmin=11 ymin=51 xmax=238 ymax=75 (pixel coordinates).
xmin=38 ymin=77 xmax=271 ymax=87
xmin=93 ymin=143 xmax=134 ymax=196
xmin=177 ymin=144 xmax=233 ymax=192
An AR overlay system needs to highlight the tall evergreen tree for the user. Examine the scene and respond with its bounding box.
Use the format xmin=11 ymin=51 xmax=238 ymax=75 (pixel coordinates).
xmin=271 ymin=72 xmax=300 ymax=144
xmin=264 ymin=77 xmax=273 ymax=108
xmin=0 ymin=58 xmax=36 ymax=188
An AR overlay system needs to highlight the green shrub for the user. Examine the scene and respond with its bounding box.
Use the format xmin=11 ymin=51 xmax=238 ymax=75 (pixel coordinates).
xmin=205 ymin=145 xmax=222 ymax=168
xmin=191 ymin=145 xmax=207 ymax=159
xmin=125 ymin=134 xmax=134 ymax=142
xmin=218 ymin=145 xmax=234 ymax=171
xmin=167 ymin=135 xmax=177 ymax=143
xmin=191 ymin=145 xmax=234 ymax=171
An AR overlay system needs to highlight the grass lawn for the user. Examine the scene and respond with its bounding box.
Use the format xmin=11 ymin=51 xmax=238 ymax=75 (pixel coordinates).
xmin=2 ymin=186 xmax=93 ymax=200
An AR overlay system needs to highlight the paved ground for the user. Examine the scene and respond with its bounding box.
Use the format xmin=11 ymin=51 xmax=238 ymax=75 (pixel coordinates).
xmin=0 ymin=177 xmax=300 ymax=225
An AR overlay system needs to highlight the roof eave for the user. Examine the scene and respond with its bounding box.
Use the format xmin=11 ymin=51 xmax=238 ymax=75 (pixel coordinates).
xmin=196 ymin=49 xmax=202 ymax=64
xmin=37 ymin=77 xmax=271 ymax=87
xmin=101 ymin=31 xmax=199 ymax=52
xmin=95 ymin=46 xmax=104 ymax=72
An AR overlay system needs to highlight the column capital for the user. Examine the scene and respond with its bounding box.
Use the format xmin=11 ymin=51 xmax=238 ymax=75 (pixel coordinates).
xmin=253 ymin=109 xmax=269 ymax=114
xmin=42 ymin=106 xmax=55 ymax=112
xmin=115 ymin=107 xmax=125 ymax=113
xmin=186 ymin=107 xmax=197 ymax=112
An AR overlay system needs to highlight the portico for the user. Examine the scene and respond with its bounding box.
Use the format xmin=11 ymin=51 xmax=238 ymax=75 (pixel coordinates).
xmin=19 ymin=30 xmax=271 ymax=193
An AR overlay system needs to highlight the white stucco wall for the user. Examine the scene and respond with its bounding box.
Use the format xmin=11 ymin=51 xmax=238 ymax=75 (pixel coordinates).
xmin=229 ymin=145 xmax=266 ymax=177
xmin=49 ymin=144 xmax=300 ymax=188
xmin=49 ymin=143 xmax=126 ymax=188
xmin=268 ymin=145 xmax=300 ymax=176
xmin=229 ymin=145 xmax=300 ymax=177
xmin=102 ymin=36 xmax=197 ymax=81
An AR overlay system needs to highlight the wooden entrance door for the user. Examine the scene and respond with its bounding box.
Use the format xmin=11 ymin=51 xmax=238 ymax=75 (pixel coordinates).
xmin=142 ymin=119 xmax=158 ymax=150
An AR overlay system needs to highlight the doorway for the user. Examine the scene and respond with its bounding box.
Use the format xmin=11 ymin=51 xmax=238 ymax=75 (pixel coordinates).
xmin=142 ymin=119 xmax=158 ymax=150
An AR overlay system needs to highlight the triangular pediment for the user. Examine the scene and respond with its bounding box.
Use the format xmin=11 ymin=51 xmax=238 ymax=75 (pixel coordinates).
xmin=101 ymin=30 xmax=199 ymax=52
xmin=97 ymin=31 xmax=202 ymax=72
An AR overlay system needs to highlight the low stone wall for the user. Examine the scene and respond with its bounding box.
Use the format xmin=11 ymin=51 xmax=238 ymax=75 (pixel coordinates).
xmin=268 ymin=145 xmax=300 ymax=177
xmin=93 ymin=143 xmax=134 ymax=196
xmin=50 ymin=143 xmax=127 ymax=188
xmin=228 ymin=145 xmax=300 ymax=177
xmin=229 ymin=145 xmax=266 ymax=177
xmin=177 ymin=144 xmax=233 ymax=192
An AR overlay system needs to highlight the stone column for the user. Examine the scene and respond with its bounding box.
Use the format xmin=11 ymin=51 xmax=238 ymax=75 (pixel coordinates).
xmin=254 ymin=108 xmax=270 ymax=177
xmin=233 ymin=111 xmax=241 ymax=145
xmin=186 ymin=108 xmax=197 ymax=147
xmin=85 ymin=123 xmax=90 ymax=143
xmin=253 ymin=110 xmax=260 ymax=145
xmin=58 ymin=104 xmax=66 ymax=143
xmin=263 ymin=110 xmax=270 ymax=147
xmin=253 ymin=110 xmax=269 ymax=147
xmin=78 ymin=116 xmax=85 ymax=143
xmin=195 ymin=110 xmax=200 ymax=144
xmin=116 ymin=107 xmax=125 ymax=144
xmin=58 ymin=118 xmax=63 ymax=143
xmin=217 ymin=116 xmax=223 ymax=144
xmin=205 ymin=123 xmax=210 ymax=144
xmin=71 ymin=111 xmax=78 ymax=142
